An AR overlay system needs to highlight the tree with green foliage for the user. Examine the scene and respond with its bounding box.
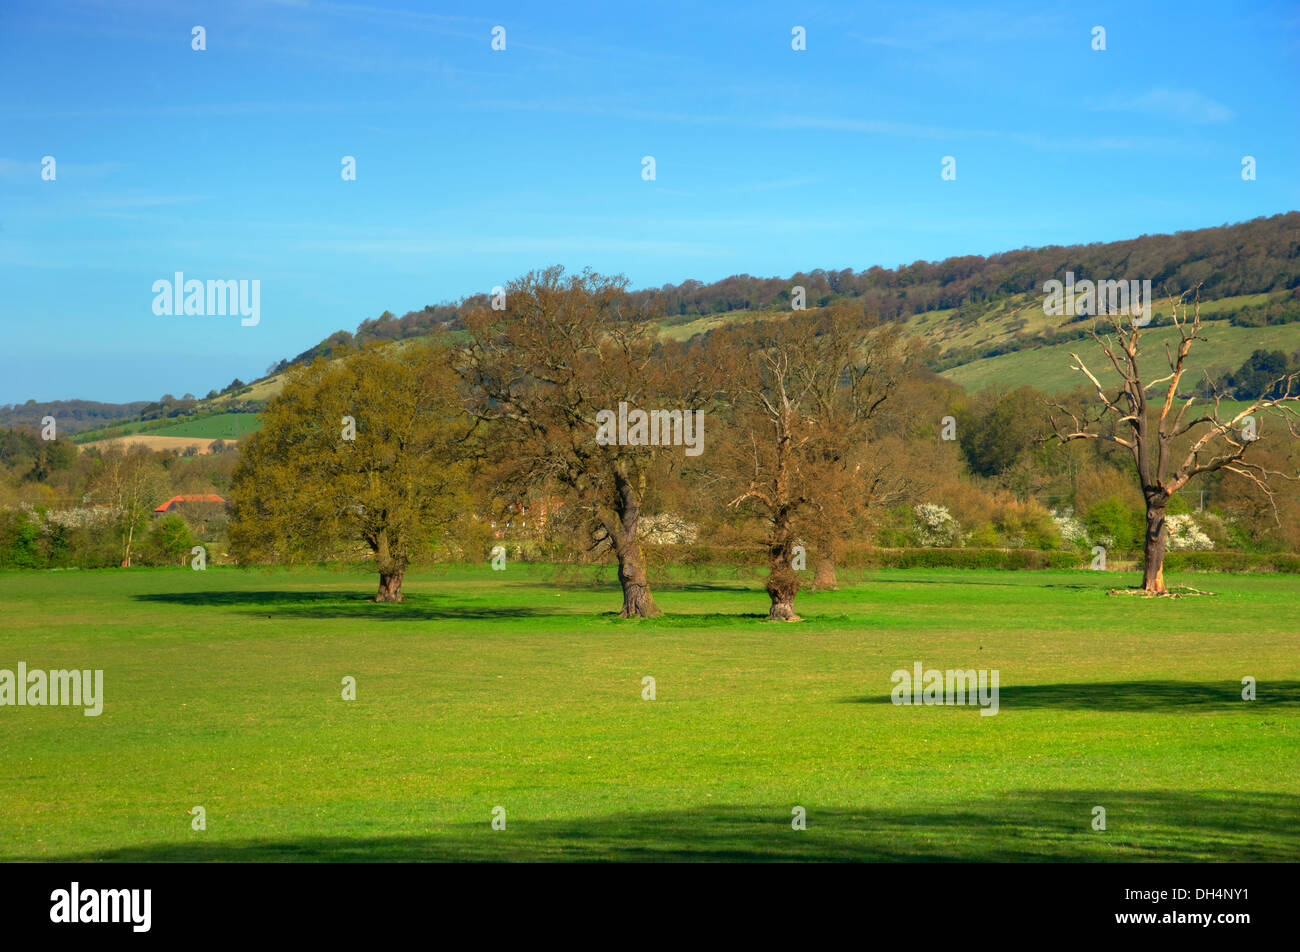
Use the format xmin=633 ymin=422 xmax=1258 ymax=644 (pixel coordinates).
xmin=147 ymin=514 xmax=195 ymax=566
xmin=957 ymin=386 xmax=1047 ymax=479
xmin=0 ymin=428 xmax=76 ymax=481
xmin=1221 ymin=349 xmax=1294 ymax=400
xmin=1083 ymin=496 xmax=1143 ymax=553
xmin=230 ymin=339 xmax=472 ymax=602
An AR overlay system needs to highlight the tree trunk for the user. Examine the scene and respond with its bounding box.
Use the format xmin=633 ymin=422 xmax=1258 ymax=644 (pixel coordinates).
xmin=121 ymin=511 xmax=136 ymax=568
xmin=376 ymin=569 xmax=404 ymax=602
xmin=813 ymin=553 xmax=838 ymax=591
xmin=611 ymin=466 xmax=661 ymax=618
xmin=614 ymin=537 xmax=661 ymax=618
xmin=767 ymin=543 xmax=803 ymax=621
xmin=1141 ymin=497 xmax=1169 ymax=594
xmin=373 ymin=529 xmax=406 ymax=602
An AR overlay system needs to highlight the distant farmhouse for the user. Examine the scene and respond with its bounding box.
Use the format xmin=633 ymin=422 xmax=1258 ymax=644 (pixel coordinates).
xmin=152 ymin=494 xmax=229 ymax=518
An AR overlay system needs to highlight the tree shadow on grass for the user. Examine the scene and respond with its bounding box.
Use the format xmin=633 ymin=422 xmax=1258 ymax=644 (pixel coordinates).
xmin=544 ymin=577 xmax=761 ymax=596
xmin=842 ymin=680 xmax=1300 ymax=712
xmin=131 ymin=590 xmax=551 ymax=621
xmin=864 ymin=576 xmax=1024 ymax=587
xmin=21 ymin=789 xmax=1298 ymax=862
xmin=662 ymin=582 xmax=758 ymax=593
xmin=132 ymin=591 xmax=811 ymax=626
xmin=632 ymin=611 xmax=775 ymax=626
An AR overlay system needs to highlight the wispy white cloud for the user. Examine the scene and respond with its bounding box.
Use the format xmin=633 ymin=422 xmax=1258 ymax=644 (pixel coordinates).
xmin=0 ymin=100 xmax=374 ymax=121
xmin=0 ymin=157 xmax=126 ymax=182
xmin=458 ymin=99 xmax=1190 ymax=153
xmin=1088 ymin=88 xmax=1234 ymax=123
xmin=734 ymin=177 xmax=818 ymax=193
xmin=847 ymin=11 xmax=1071 ymax=54
xmin=768 ymin=114 xmax=957 ymax=139
xmin=87 ymin=195 xmax=208 ymax=210
xmin=289 ymin=0 xmax=486 ymax=27
xmin=845 ymin=32 xmax=929 ymax=53
xmin=768 ymin=114 xmax=1191 ymax=153
xmin=289 ymin=236 xmax=732 ymax=258
xmin=260 ymin=0 xmax=597 ymax=61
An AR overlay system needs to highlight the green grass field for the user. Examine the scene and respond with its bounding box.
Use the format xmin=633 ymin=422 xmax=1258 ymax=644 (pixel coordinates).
xmin=148 ymin=412 xmax=262 ymax=440
xmin=75 ymin=411 xmax=262 ymax=444
xmin=1 ymin=564 xmax=1296 ymax=861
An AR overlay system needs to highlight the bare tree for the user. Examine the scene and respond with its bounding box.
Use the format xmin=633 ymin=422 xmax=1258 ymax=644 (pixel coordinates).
xmin=800 ymin=308 xmax=913 ymax=588
xmin=716 ymin=309 xmax=904 ymax=618
xmin=724 ymin=337 xmax=811 ymax=620
xmin=1049 ymin=291 xmax=1300 ymax=593
xmin=91 ymin=445 xmax=168 ymax=567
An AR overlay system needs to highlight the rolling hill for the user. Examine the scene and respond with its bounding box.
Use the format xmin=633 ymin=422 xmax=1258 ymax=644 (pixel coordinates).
xmin=26 ymin=211 xmax=1300 ymax=444
xmin=942 ymin=317 xmax=1300 ymax=395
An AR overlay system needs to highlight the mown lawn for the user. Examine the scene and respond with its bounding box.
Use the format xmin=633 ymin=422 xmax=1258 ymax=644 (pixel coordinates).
xmin=0 ymin=564 xmax=1296 ymax=861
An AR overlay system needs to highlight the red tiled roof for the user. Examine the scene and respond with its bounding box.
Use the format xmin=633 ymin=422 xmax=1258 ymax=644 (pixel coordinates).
xmin=154 ymin=494 xmax=228 ymax=512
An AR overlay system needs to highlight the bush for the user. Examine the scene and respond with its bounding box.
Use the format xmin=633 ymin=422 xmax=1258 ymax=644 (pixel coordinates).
xmin=991 ymin=497 xmax=1061 ymax=549
xmin=0 ymin=509 xmax=43 ymax=568
xmin=143 ymin=515 xmax=195 ymax=566
xmin=965 ymin=522 xmax=999 ymax=547
xmin=844 ymin=547 xmax=1080 ymax=570
xmin=1084 ymin=495 xmax=1143 ymax=554
xmin=1165 ymin=513 xmax=1213 ymax=551
xmin=1163 ymin=551 xmax=1300 ymax=573
xmin=642 ymin=544 xmax=1081 ymax=571
xmin=912 ymin=503 xmax=960 ymax=547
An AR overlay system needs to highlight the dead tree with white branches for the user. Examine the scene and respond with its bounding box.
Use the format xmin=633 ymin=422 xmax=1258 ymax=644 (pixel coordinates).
xmin=1049 ymin=290 xmax=1300 ymax=594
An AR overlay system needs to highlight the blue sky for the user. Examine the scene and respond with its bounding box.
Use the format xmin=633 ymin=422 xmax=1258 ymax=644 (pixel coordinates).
xmin=1 ymin=0 xmax=1297 ymax=404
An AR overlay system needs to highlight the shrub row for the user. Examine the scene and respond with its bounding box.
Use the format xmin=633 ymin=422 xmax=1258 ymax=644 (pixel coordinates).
xmin=841 ymin=547 xmax=1082 ymax=570
xmin=649 ymin=546 xmax=1300 ymax=572
xmin=642 ymin=544 xmax=1083 ymax=571
xmin=1161 ymin=550 xmax=1300 ymax=573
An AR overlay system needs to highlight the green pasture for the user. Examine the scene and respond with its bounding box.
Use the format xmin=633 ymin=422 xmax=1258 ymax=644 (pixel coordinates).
xmin=0 ymin=564 xmax=1296 ymax=861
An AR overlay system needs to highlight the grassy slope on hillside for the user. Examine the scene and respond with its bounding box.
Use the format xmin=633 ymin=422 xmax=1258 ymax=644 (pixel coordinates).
xmin=74 ymin=411 xmax=262 ymax=444
xmin=148 ymin=412 xmax=263 ymax=440
xmin=1 ymin=564 xmax=1295 ymax=861
xmin=906 ymin=291 xmax=1280 ymax=356
xmin=658 ymin=309 xmax=781 ymax=342
xmin=70 ymin=417 xmax=153 ymax=442
xmin=942 ymin=320 xmax=1300 ymax=395
xmin=659 ymin=293 xmax=1297 ymax=398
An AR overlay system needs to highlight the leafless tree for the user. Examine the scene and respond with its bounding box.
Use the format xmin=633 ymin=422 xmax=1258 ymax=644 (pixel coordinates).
xmin=91 ymin=445 xmax=168 ymax=567
xmin=716 ymin=308 xmax=905 ymax=618
xmin=1050 ymin=290 xmax=1300 ymax=593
